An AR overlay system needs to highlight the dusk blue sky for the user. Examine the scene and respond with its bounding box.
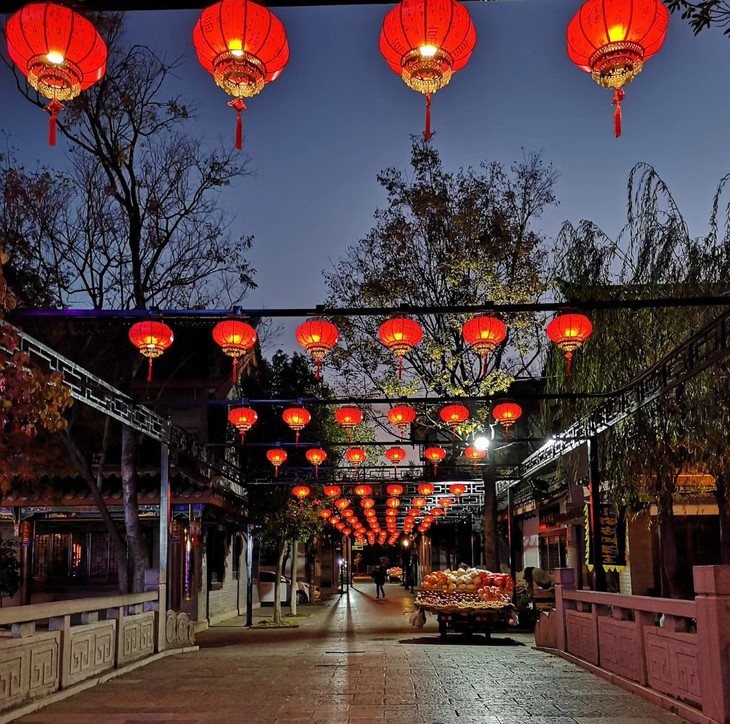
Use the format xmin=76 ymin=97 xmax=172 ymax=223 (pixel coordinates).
xmin=2 ymin=0 xmax=730 ymax=326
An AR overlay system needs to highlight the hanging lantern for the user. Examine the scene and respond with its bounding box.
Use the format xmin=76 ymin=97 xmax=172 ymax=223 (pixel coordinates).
xmin=387 ymin=405 xmax=416 ymax=438
xmin=319 ymin=508 xmax=332 ymax=519
xmin=386 ymin=483 xmax=404 ymax=496
xmin=306 ymin=448 xmax=327 ymax=479
xmin=462 ymin=317 xmax=507 ymax=378
xmin=228 ymin=406 xmax=257 ymax=443
xmin=335 ymin=406 xmax=363 ymax=443
xmin=346 ymin=448 xmax=367 ymax=467
xmin=449 ymin=482 xmax=467 ymax=497
xmin=546 ymin=314 xmax=593 ymax=376
xmin=567 ymin=0 xmax=668 ymax=138
xmin=439 ymin=497 xmax=454 ymax=509
xmin=295 ymin=319 xmax=338 ymax=380
xmin=431 ymin=507 xmax=444 ymax=517
xmin=212 ymin=320 xmax=257 ymax=383
xmin=342 ymin=527 xmax=352 ymax=536
xmin=385 ymin=449 xmax=407 ymax=474
xmin=386 ymin=497 xmax=401 ymax=509
xmin=439 ymin=404 xmax=469 ymax=441
xmin=282 ymin=407 xmax=311 ymax=446
xmin=379 ymin=0 xmax=476 ymax=140
xmin=408 ymin=507 xmax=421 ymax=518
xmin=324 ymin=485 xmax=341 ymax=499
xmin=336 ymin=522 xmax=346 ymax=531
xmin=417 ymin=482 xmax=434 ymax=496
xmin=341 ymin=508 xmax=354 ymax=519
xmin=493 ymin=402 xmax=522 ymax=440
xmin=334 ymin=497 xmax=350 ymax=511
xmin=5 ymin=3 xmax=107 ymax=146
xmin=128 ymin=321 xmax=174 ymax=382
xmin=354 ymin=484 xmax=372 ymax=497
xmin=463 ymin=446 xmax=486 ymax=474
xmin=292 ymin=485 xmax=310 ymax=503
xmin=422 ymin=514 xmax=434 ymax=524
xmin=329 ymin=515 xmax=340 ymax=525
xmin=267 ymin=448 xmax=287 ymax=477
xmin=193 ymin=0 xmax=289 ymax=150
xmin=379 ymin=318 xmax=423 ymax=380
xmin=361 ymin=498 xmax=375 ymax=509
xmin=424 ymin=447 xmax=446 ymax=474
xmin=385 ymin=508 xmax=398 ymax=517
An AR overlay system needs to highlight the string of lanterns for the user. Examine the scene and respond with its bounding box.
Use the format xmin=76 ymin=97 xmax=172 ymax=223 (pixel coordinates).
xmin=6 ymin=0 xmax=668 ymax=147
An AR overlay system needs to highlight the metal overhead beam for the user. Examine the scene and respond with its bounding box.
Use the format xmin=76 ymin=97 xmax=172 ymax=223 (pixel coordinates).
xmin=496 ymin=311 xmax=730 ymax=494
xmin=0 ymin=0 xmax=490 ymax=10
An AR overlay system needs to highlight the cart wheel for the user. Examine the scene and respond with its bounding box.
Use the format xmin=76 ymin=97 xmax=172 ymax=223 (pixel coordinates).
xmin=438 ymin=621 xmax=447 ymax=640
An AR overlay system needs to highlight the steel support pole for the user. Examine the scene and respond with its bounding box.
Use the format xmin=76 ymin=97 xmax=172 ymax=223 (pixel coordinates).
xmin=507 ymin=485 xmax=518 ymax=586
xmin=588 ymin=436 xmax=606 ymax=592
xmin=246 ymin=523 xmax=253 ymax=627
xmin=157 ymin=443 xmax=170 ymax=651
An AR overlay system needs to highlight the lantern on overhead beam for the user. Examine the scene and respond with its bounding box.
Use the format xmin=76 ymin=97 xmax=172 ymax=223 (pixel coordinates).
xmin=128 ymin=321 xmax=174 ymax=382
xmin=546 ymin=314 xmax=593 ymax=376
xmin=228 ymin=406 xmax=257 ymax=443
xmin=439 ymin=404 xmax=469 ymax=441
xmin=462 ymin=316 xmax=506 ymax=378
xmin=335 ymin=407 xmax=363 ymax=443
xmin=387 ymin=404 xmax=416 ymax=438
xmin=492 ymin=402 xmax=522 ymax=440
xmin=306 ymin=448 xmax=327 ymax=479
xmin=267 ymin=448 xmax=287 ymax=477
xmin=379 ymin=318 xmax=423 ymax=380
xmin=282 ymin=407 xmax=311 ymax=446
xmin=212 ymin=320 xmax=257 ymax=383
xmin=424 ymin=447 xmax=446 ymax=475
xmin=295 ymin=319 xmax=338 ymax=380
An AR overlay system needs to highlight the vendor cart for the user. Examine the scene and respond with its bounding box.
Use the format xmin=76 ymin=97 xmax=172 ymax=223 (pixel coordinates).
xmin=435 ymin=609 xmax=503 ymax=639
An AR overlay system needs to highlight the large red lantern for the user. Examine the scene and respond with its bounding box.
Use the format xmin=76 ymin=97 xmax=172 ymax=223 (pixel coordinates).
xmin=412 ymin=496 xmax=428 ymax=507
xmin=492 ymin=402 xmax=522 ymax=439
xmin=386 ymin=483 xmax=404 ymax=496
xmin=449 ymin=482 xmax=467 ymax=497
xmin=306 ymin=448 xmax=327 ymax=479
xmin=193 ymin=0 xmax=289 ymax=149
xmin=417 ymin=481 xmax=435 ymax=495
xmin=385 ymin=448 xmax=407 ymax=474
xmin=463 ymin=446 xmax=485 ymax=474
xmin=546 ymin=314 xmax=593 ymax=376
xmin=228 ymin=406 xmax=257 ymax=442
xmin=379 ymin=0 xmax=476 ymax=140
xmin=334 ymin=498 xmax=350 ymax=511
xmin=282 ymin=407 xmax=311 ymax=446
xmin=566 ymin=0 xmax=668 ymax=137
xmin=319 ymin=508 xmax=332 ymax=519
xmin=212 ymin=320 xmax=257 ymax=383
xmin=267 ymin=448 xmax=287 ymax=477
xmin=462 ymin=317 xmax=506 ymax=378
xmin=439 ymin=404 xmax=469 ymax=441
xmin=424 ymin=447 xmax=446 ymax=474
xmin=386 ymin=497 xmax=401 ymax=509
xmin=128 ymin=321 xmax=174 ymax=382
xmin=379 ymin=318 xmax=423 ymax=379
xmin=361 ymin=497 xmax=375 ymax=510
xmin=5 ymin=3 xmax=107 ymax=146
xmin=291 ymin=485 xmax=310 ymax=504
xmin=324 ymin=485 xmax=341 ymax=499
xmin=387 ymin=405 xmax=416 ymax=438
xmin=335 ymin=407 xmax=363 ymax=443
xmin=346 ymin=448 xmax=367 ymax=467
xmin=296 ymin=320 xmax=338 ymax=380
xmin=354 ymin=484 xmax=373 ymax=497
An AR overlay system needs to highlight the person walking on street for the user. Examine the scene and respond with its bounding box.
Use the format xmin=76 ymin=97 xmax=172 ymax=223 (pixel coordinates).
xmin=372 ymin=564 xmax=386 ymax=599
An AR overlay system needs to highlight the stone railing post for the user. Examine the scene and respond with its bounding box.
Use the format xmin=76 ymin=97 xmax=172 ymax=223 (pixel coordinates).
xmin=554 ymin=567 xmax=575 ymax=652
xmin=48 ymin=614 xmax=71 ymax=689
xmin=694 ymin=565 xmax=730 ymax=724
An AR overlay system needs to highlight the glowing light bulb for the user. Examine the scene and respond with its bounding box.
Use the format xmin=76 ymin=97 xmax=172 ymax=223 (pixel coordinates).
xmin=607 ymin=25 xmax=625 ymax=42
xmin=228 ymin=40 xmax=244 ymax=57
xmin=419 ymin=45 xmax=438 ymax=58
xmin=46 ymin=51 xmax=64 ymax=65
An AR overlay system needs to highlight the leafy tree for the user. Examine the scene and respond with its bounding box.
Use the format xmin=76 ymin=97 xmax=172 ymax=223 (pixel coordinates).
xmin=326 ymin=140 xmax=558 ymax=569
xmin=2 ymin=13 xmax=256 ymax=593
xmin=0 ymin=535 xmax=20 ymax=601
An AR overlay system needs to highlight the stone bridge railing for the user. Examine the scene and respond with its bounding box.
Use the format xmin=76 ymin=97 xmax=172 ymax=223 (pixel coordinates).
xmin=535 ymin=565 xmax=730 ymax=724
xmin=0 ymin=592 xmax=195 ymax=720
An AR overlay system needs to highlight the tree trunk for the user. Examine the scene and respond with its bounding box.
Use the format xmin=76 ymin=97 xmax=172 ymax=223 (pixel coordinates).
xmin=483 ymin=474 xmax=499 ymax=572
xmin=657 ymin=490 xmax=686 ymax=598
xmin=289 ymin=539 xmax=297 ymax=615
xmin=121 ymin=425 xmax=146 ymax=592
xmin=717 ymin=474 xmax=730 ymax=565
xmin=307 ymin=537 xmax=316 ymax=604
xmin=273 ymin=539 xmax=287 ymax=624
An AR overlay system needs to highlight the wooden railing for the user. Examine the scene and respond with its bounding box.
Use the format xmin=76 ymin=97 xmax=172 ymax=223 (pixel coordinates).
xmin=535 ymin=566 xmax=730 ymax=724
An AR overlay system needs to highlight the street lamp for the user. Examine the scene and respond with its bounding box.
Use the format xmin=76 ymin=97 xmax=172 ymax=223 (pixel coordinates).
xmin=474 ymin=435 xmax=490 ymax=451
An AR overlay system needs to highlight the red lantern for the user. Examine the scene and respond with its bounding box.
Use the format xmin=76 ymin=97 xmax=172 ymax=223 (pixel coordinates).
xmin=380 ymin=0 xmax=476 ymax=140
xmin=292 ymin=485 xmax=310 ymax=503
xmin=341 ymin=508 xmax=354 ymax=519
xmin=334 ymin=498 xmax=350 ymax=511
xmin=493 ymin=402 xmax=522 ymax=440
xmin=335 ymin=407 xmax=363 ymax=443
xmin=431 ymin=507 xmax=444 ymax=517
xmin=343 ymin=527 xmax=352 ymax=536
xmin=439 ymin=497 xmax=454 ymax=509
xmin=282 ymin=407 xmax=311 ymax=446
xmin=385 ymin=449 xmax=406 ymax=474
xmin=336 ymin=522 xmax=346 ymax=531
xmin=439 ymin=404 xmax=469 ymax=441
xmin=386 ymin=483 xmax=404 ymax=496
xmin=463 ymin=446 xmax=485 ymax=474
xmin=385 ymin=508 xmax=398 ymax=518
xmin=422 ymin=514 xmax=434 ymax=524
xmin=212 ymin=320 xmax=257 ymax=383
xmin=354 ymin=485 xmax=373 ymax=497
xmin=319 ymin=508 xmax=332 ymax=519
xmin=193 ymin=0 xmax=289 ymax=149
xmin=546 ymin=314 xmax=593 ymax=376
xmin=329 ymin=515 xmax=340 ymax=525
xmin=296 ymin=319 xmax=338 ymax=380
xmin=567 ymin=0 xmax=668 ymax=137
xmin=408 ymin=507 xmax=421 ymax=517
xmin=324 ymin=485 xmax=341 ymax=499
xmin=228 ymin=406 xmax=257 ymax=443
xmin=386 ymin=497 xmax=401 ymax=509
xmin=449 ymin=482 xmax=467 ymax=497
xmin=267 ymin=448 xmax=287 ymax=477
xmin=387 ymin=405 xmax=416 ymax=438
xmin=5 ymin=3 xmax=107 ymax=146
xmin=379 ymin=318 xmax=423 ymax=380
xmin=346 ymin=448 xmax=367 ymax=467
xmin=417 ymin=481 xmax=434 ymax=495
xmin=424 ymin=447 xmax=446 ymax=474
xmin=305 ymin=448 xmax=327 ymax=479
xmin=360 ymin=498 xmax=375 ymax=510
xmin=462 ymin=317 xmax=506 ymax=378
xmin=128 ymin=321 xmax=174 ymax=382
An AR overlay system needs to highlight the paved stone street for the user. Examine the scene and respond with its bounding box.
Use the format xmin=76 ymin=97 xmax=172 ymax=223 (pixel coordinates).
xmin=18 ymin=584 xmax=687 ymax=724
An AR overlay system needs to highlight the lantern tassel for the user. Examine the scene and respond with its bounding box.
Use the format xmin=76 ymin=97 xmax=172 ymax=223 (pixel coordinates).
xmin=274 ymin=466 xmax=278 ymax=478
xmin=295 ymin=430 xmax=300 ymax=447
xmin=316 ymin=358 xmax=321 ymax=381
xmin=240 ymin=431 xmax=245 ymax=444
xmin=315 ymin=465 xmax=319 ymax=480
xmin=482 ymin=354 xmax=487 ymax=379
xmin=147 ymin=357 xmax=153 ymax=382
xmin=398 ymin=355 xmax=403 ymax=380
xmin=46 ymin=99 xmax=63 ymax=147
xmin=505 ymin=426 xmax=509 ymax=441
xmin=232 ymin=356 xmax=238 ymax=384
xmin=566 ymin=351 xmax=573 ymax=377
xmin=229 ymin=98 xmax=247 ymax=150
xmin=613 ymin=88 xmax=625 ymax=138
xmin=424 ymin=92 xmax=432 ymax=141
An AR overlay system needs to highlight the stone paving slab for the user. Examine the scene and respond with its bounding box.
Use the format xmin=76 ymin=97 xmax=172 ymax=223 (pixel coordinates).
xmin=15 ymin=583 xmax=690 ymax=724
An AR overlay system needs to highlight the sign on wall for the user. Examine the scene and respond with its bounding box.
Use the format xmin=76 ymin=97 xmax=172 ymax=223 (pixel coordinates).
xmin=584 ymin=503 xmax=627 ymax=572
